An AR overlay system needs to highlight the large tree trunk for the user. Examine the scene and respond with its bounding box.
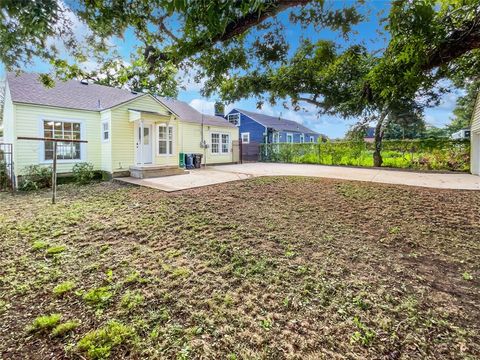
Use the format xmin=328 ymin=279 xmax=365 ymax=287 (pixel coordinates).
xmin=373 ymin=111 xmax=388 ymax=167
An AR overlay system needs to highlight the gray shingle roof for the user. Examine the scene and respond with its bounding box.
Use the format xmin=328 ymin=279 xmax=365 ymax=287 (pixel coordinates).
xmin=6 ymin=72 xmax=236 ymax=129
xmin=7 ymin=72 xmax=143 ymax=111
xmin=157 ymin=97 xmax=235 ymax=128
xmin=235 ymin=108 xmax=319 ymax=134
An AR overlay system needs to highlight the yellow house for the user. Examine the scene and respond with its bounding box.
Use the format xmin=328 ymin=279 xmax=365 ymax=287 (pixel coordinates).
xmin=2 ymin=73 xmax=238 ymax=182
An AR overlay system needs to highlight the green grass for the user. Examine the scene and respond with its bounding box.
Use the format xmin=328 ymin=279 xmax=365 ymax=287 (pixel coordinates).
xmin=46 ymin=245 xmax=66 ymax=256
xmin=77 ymin=321 xmax=135 ymax=360
xmin=29 ymin=314 xmax=62 ymax=333
xmin=53 ymin=281 xmax=76 ymax=296
xmin=52 ymin=320 xmax=80 ymax=337
xmin=83 ymin=287 xmax=113 ymax=307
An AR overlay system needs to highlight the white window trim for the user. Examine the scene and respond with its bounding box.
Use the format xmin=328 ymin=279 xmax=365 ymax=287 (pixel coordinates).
xmin=310 ymin=136 xmax=315 ymax=143
xmin=300 ymin=134 xmax=305 ymax=143
xmin=38 ymin=116 xmax=86 ymax=164
xmin=241 ymin=132 xmax=250 ymax=144
xmin=157 ymin=124 xmax=174 ymax=156
xmin=211 ymin=132 xmax=230 ymax=155
xmin=102 ymin=120 xmax=110 ymax=143
xmin=273 ymin=132 xmax=280 ymax=143
xmin=286 ymin=133 xmax=294 ymax=144
xmin=227 ymin=113 xmax=241 ymax=127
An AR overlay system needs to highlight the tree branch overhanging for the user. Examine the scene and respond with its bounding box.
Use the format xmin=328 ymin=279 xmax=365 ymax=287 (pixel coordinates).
xmin=144 ymin=0 xmax=312 ymax=66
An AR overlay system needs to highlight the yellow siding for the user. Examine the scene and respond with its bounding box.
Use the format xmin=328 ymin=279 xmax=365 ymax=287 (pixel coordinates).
xmin=13 ymin=104 xmax=102 ymax=174
xmin=8 ymin=92 xmax=237 ymax=177
xmin=153 ymin=119 xmax=179 ymax=166
xmin=471 ymin=93 xmax=480 ymax=132
xmin=110 ymin=95 xmax=173 ymax=172
xmin=100 ymin=110 xmax=112 ymax=172
xmin=179 ymin=121 xmax=239 ymax=164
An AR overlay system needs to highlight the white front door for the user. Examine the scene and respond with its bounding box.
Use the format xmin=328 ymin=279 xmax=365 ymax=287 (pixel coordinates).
xmin=136 ymin=124 xmax=153 ymax=164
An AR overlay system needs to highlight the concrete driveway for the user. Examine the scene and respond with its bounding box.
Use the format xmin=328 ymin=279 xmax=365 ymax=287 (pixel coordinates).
xmin=117 ymin=163 xmax=480 ymax=192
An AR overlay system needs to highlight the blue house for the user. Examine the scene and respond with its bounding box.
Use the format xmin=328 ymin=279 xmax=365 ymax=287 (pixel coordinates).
xmin=225 ymin=108 xmax=322 ymax=145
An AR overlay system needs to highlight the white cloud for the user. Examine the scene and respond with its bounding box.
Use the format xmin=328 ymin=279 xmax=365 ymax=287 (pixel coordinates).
xmin=189 ymin=99 xmax=215 ymax=114
xmin=188 ymin=98 xmax=237 ymax=115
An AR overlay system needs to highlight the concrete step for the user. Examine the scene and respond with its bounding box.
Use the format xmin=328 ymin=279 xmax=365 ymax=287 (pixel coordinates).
xmin=129 ymin=165 xmax=188 ymax=179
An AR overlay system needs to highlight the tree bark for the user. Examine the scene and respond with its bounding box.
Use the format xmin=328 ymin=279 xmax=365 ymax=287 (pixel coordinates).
xmin=373 ymin=110 xmax=388 ymax=167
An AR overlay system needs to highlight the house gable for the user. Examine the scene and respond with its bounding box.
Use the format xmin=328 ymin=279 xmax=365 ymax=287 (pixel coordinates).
xmin=226 ymin=109 xmax=265 ymax=143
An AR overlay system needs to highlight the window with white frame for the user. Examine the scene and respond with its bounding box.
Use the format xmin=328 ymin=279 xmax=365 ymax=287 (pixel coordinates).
xmin=241 ymin=132 xmax=250 ymax=144
xmin=221 ymin=134 xmax=230 ymax=153
xmin=158 ymin=125 xmax=174 ymax=155
xmin=310 ymin=136 xmax=315 ymax=143
xmin=273 ymin=132 xmax=280 ymax=143
xmin=102 ymin=120 xmax=109 ymax=142
xmin=286 ymin=133 xmax=293 ymax=143
xmin=300 ymin=134 xmax=305 ymax=143
xmin=211 ymin=133 xmax=230 ymax=154
xmin=43 ymin=120 xmax=82 ymax=161
xmin=227 ymin=113 xmax=240 ymax=126
xmin=211 ymin=133 xmax=220 ymax=153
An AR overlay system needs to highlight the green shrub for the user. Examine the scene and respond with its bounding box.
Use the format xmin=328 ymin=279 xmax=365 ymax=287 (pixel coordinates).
xmin=72 ymin=162 xmax=95 ymax=185
xmin=19 ymin=165 xmax=52 ymax=191
xmin=52 ymin=320 xmax=80 ymax=337
xmin=77 ymin=321 xmax=135 ymax=359
xmin=53 ymin=281 xmax=76 ymax=296
xmin=260 ymin=139 xmax=470 ymax=172
xmin=29 ymin=314 xmax=61 ymax=333
xmin=0 ymin=158 xmax=11 ymax=189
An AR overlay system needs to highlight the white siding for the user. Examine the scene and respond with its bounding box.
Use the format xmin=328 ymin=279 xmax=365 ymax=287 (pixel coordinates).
xmin=471 ymin=93 xmax=480 ymax=132
xmin=471 ymin=93 xmax=480 ymax=174
xmin=2 ymin=83 xmax=14 ymax=144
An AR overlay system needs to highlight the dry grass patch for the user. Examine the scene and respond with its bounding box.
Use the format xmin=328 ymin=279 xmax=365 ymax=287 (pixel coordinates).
xmin=0 ymin=178 xmax=479 ymax=359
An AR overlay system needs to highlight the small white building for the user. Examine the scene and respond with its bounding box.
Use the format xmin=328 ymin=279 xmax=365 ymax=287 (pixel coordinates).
xmin=471 ymin=93 xmax=480 ymax=174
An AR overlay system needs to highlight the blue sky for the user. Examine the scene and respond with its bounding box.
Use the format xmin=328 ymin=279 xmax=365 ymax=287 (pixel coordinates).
xmin=0 ymin=1 xmax=460 ymax=138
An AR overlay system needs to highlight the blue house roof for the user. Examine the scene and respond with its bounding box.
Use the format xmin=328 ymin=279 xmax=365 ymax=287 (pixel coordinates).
xmin=234 ymin=109 xmax=319 ymax=134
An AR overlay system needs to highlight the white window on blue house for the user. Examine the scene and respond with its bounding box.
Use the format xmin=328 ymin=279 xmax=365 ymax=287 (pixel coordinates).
xmin=300 ymin=134 xmax=305 ymax=143
xmin=102 ymin=120 xmax=109 ymax=142
xmin=43 ymin=120 xmax=82 ymax=161
xmin=241 ymin=132 xmax=250 ymax=144
xmin=310 ymin=136 xmax=315 ymax=143
xmin=286 ymin=133 xmax=293 ymax=143
xmin=273 ymin=132 xmax=280 ymax=143
xmin=227 ymin=113 xmax=240 ymax=126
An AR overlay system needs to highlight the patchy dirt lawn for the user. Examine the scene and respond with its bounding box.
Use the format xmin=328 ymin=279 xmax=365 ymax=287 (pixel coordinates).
xmin=0 ymin=177 xmax=479 ymax=359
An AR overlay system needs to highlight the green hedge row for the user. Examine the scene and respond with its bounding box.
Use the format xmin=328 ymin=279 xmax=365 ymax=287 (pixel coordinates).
xmin=259 ymin=139 xmax=470 ymax=172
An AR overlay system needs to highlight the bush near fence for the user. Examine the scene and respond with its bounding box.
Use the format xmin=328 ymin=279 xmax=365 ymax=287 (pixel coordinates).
xmin=260 ymin=139 xmax=470 ymax=172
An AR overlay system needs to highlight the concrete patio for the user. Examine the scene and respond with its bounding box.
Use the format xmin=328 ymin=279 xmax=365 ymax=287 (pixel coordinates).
xmin=115 ymin=163 xmax=480 ymax=192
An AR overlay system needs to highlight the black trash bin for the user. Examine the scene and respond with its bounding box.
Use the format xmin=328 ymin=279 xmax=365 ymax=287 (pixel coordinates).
xmin=193 ymin=153 xmax=203 ymax=169
xmin=185 ymin=154 xmax=194 ymax=169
